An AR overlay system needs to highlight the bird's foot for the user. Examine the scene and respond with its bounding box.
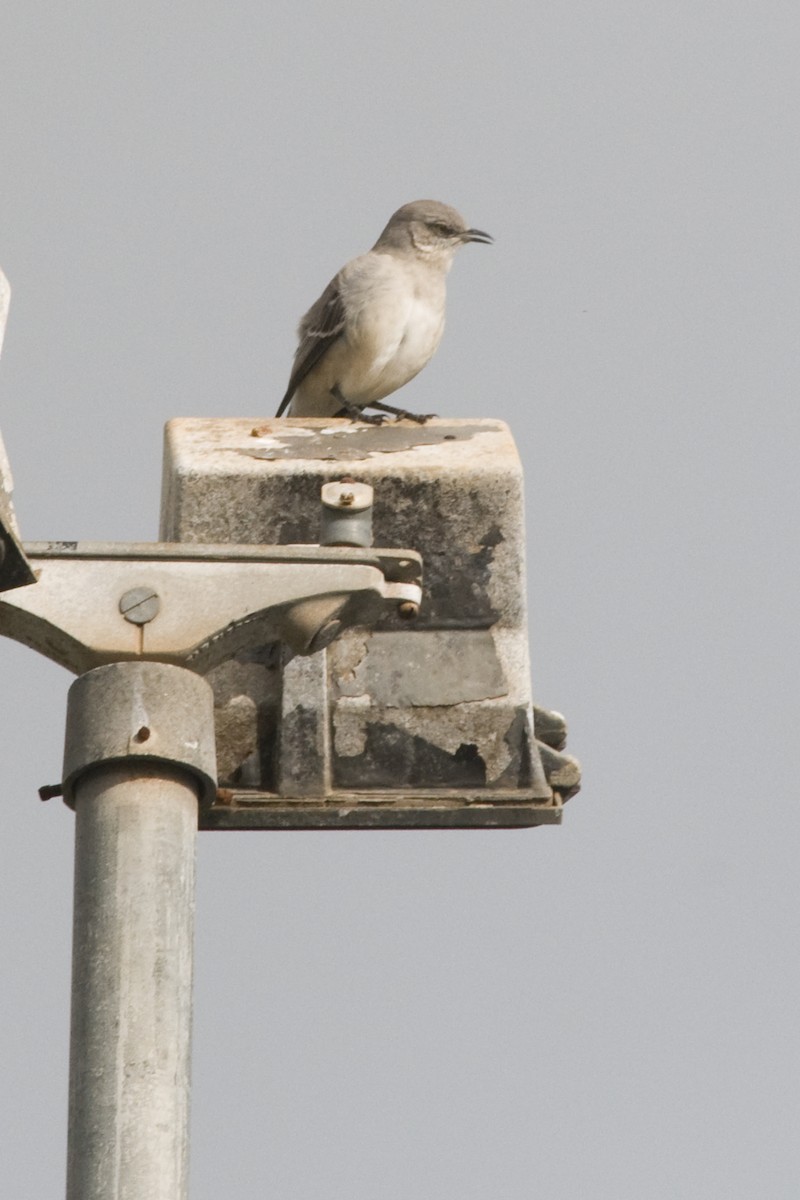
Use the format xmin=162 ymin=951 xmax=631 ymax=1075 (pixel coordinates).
xmin=369 ymin=401 xmax=438 ymax=424
xmin=333 ymin=404 xmax=386 ymax=425
xmin=330 ymin=387 xmax=387 ymax=425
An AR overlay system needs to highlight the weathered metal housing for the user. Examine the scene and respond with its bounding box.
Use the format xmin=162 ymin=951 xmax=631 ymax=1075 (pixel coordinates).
xmin=161 ymin=418 xmax=580 ymax=829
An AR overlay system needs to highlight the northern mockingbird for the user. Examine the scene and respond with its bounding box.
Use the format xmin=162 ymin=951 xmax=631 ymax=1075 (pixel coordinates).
xmin=276 ymin=200 xmax=492 ymax=423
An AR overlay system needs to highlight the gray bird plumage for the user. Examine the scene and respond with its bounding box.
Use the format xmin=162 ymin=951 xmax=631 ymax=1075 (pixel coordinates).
xmin=276 ymin=200 xmax=492 ymax=423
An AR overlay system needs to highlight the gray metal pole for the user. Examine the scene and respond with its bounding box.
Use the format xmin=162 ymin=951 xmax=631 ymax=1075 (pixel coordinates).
xmin=62 ymin=662 xmax=217 ymax=1200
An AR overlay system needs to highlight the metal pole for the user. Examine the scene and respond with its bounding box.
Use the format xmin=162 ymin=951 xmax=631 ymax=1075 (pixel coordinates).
xmin=62 ymin=662 xmax=217 ymax=1200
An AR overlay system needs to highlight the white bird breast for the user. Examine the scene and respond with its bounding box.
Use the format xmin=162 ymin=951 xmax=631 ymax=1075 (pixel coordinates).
xmin=340 ymin=280 xmax=446 ymax=403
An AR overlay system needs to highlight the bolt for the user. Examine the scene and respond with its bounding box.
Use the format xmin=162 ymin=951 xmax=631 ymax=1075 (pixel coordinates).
xmin=38 ymin=782 xmax=64 ymax=802
xmin=119 ymin=587 xmax=161 ymax=625
xmin=398 ymin=600 xmax=420 ymax=620
xmin=338 ymin=491 xmax=355 ymax=506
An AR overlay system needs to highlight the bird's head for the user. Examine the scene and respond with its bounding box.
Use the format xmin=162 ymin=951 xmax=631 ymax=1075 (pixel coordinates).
xmin=374 ymin=201 xmax=493 ymax=266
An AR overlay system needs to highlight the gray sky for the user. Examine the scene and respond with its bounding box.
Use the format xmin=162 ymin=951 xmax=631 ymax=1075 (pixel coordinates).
xmin=2 ymin=1 xmax=799 ymax=1196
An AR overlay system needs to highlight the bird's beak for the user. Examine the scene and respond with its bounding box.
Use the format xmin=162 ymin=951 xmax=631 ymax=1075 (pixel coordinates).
xmin=463 ymin=228 xmax=493 ymax=245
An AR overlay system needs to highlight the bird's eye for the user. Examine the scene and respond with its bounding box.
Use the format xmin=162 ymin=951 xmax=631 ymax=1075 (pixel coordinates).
xmin=432 ymin=221 xmax=452 ymax=236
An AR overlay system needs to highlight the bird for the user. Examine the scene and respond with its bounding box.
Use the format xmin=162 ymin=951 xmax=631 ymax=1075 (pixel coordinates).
xmin=275 ymin=200 xmax=492 ymax=424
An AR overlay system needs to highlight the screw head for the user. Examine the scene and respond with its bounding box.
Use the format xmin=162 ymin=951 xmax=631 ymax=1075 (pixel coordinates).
xmin=119 ymin=587 xmax=161 ymax=625
xmin=397 ymin=600 xmax=420 ymax=620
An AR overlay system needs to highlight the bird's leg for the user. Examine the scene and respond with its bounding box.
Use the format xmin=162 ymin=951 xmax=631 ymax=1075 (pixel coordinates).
xmin=330 ymin=385 xmax=386 ymax=425
xmin=368 ymin=401 xmax=438 ymax=424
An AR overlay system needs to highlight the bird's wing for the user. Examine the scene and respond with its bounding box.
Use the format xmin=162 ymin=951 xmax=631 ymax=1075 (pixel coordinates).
xmin=275 ymin=276 xmax=347 ymax=416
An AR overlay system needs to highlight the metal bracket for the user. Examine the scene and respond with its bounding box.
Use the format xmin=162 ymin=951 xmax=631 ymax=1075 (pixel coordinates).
xmin=0 ymin=537 xmax=422 ymax=674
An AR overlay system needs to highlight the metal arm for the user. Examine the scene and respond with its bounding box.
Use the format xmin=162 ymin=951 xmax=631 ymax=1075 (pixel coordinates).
xmin=0 ymin=534 xmax=422 ymax=672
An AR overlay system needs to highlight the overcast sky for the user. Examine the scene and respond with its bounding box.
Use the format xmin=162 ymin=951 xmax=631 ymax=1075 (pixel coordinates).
xmin=2 ymin=2 xmax=799 ymax=1196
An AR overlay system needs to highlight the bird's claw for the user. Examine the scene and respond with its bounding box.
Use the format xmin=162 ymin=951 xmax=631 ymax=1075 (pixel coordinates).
xmin=402 ymin=411 xmax=437 ymax=424
xmin=332 ymin=401 xmax=386 ymax=425
xmin=368 ymin=402 xmax=438 ymax=424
